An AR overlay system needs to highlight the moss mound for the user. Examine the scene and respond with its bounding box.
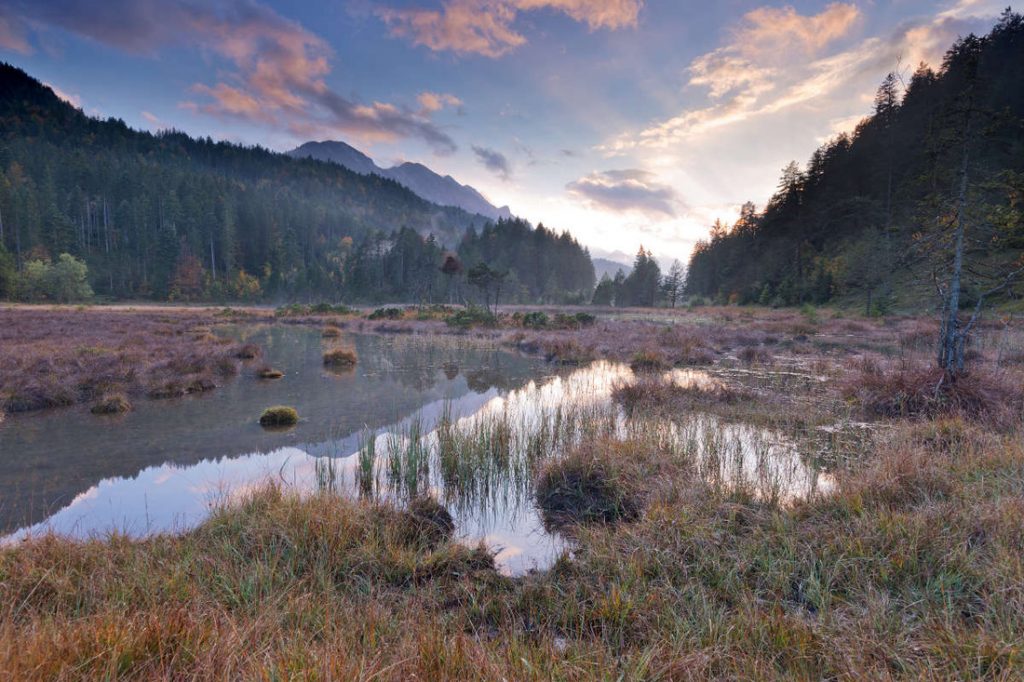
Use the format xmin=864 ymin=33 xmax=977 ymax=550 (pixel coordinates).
xmin=259 ymin=405 xmax=299 ymax=427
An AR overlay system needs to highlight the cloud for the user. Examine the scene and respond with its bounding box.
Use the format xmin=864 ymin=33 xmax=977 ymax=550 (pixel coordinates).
xmin=472 ymin=145 xmax=512 ymax=179
xmin=417 ymin=91 xmax=463 ymax=113
xmin=602 ymin=2 xmax=989 ymax=153
xmin=1 ymin=0 xmax=457 ymax=153
xmin=732 ymin=2 xmax=861 ymax=58
xmin=377 ymin=0 xmax=642 ymax=57
xmin=566 ymin=169 xmax=678 ymax=217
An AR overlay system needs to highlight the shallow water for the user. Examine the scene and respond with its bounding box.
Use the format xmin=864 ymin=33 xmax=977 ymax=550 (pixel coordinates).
xmin=0 ymin=325 xmax=831 ymax=575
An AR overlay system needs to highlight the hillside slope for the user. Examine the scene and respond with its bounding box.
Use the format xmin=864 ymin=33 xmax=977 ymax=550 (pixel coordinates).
xmin=685 ymin=11 xmax=1024 ymax=312
xmin=0 ymin=63 xmax=493 ymax=299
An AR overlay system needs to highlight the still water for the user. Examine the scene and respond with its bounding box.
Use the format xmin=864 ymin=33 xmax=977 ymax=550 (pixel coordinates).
xmin=0 ymin=325 xmax=829 ymax=575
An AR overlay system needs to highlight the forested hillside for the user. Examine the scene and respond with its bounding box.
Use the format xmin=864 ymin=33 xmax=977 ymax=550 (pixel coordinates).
xmin=685 ymin=11 xmax=1024 ymax=312
xmin=0 ymin=64 xmax=592 ymax=303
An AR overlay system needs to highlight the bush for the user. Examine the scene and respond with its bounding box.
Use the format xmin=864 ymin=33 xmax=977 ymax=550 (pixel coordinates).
xmin=521 ymin=311 xmax=549 ymax=329
xmin=368 ymin=307 xmax=403 ymax=321
xmin=259 ymin=405 xmax=299 ymax=427
xmin=535 ymin=447 xmax=641 ymax=527
xmin=445 ymin=306 xmax=497 ymax=329
xmin=18 ymin=253 xmax=93 ymax=303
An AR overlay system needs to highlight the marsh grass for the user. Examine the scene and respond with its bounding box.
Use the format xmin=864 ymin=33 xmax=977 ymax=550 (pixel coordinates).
xmin=3 ymin=307 xmax=1024 ymax=678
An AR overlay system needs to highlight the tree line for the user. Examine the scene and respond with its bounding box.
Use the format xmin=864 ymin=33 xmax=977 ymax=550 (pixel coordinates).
xmin=0 ymin=63 xmax=594 ymax=304
xmin=684 ymin=10 xmax=1024 ymax=316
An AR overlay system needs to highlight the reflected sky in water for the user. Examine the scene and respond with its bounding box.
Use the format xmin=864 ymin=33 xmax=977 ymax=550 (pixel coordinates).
xmin=1 ymin=326 xmax=831 ymax=575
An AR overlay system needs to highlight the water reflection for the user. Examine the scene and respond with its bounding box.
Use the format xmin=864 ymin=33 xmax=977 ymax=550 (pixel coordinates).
xmin=1 ymin=328 xmax=832 ymax=576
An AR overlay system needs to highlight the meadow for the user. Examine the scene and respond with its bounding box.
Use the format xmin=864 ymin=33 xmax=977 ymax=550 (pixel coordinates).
xmin=1 ymin=303 xmax=1022 ymax=679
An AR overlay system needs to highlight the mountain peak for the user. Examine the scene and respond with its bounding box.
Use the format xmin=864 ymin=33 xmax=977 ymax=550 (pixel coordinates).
xmin=287 ymin=140 xmax=512 ymax=222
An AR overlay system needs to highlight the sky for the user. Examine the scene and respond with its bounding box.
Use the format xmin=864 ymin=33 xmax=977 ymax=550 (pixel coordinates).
xmin=0 ymin=0 xmax=1012 ymax=266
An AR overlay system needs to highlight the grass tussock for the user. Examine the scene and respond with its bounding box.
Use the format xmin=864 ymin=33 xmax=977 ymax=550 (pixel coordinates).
xmin=628 ymin=349 xmax=668 ymax=372
xmin=843 ymin=358 xmax=1024 ymax=424
xmin=323 ymin=348 xmax=358 ymax=367
xmin=321 ymin=325 xmax=342 ymax=338
xmin=90 ymin=393 xmax=132 ymax=415
xmin=258 ymin=405 xmax=299 ymax=427
xmin=535 ymin=444 xmax=643 ymax=528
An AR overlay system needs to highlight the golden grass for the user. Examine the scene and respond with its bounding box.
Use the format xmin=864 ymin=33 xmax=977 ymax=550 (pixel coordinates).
xmin=1 ymin=424 xmax=1021 ymax=679
xmin=323 ymin=348 xmax=358 ymax=367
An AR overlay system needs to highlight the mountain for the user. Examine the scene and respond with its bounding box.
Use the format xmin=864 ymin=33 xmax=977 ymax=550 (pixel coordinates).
xmin=0 ymin=62 xmax=533 ymax=301
xmin=684 ymin=10 xmax=1024 ymax=311
xmin=289 ymin=141 xmax=512 ymax=221
xmin=592 ymin=258 xmax=631 ymax=281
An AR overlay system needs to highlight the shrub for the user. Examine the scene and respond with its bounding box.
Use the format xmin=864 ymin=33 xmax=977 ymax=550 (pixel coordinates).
xmin=445 ymin=306 xmax=497 ymax=329
xmin=535 ymin=447 xmax=641 ymax=528
xmin=259 ymin=405 xmax=299 ymax=427
xmin=368 ymin=307 xmax=403 ymax=321
xmin=521 ymin=311 xmax=549 ymax=329
xmin=90 ymin=393 xmax=132 ymax=415
xmin=323 ymin=348 xmax=358 ymax=367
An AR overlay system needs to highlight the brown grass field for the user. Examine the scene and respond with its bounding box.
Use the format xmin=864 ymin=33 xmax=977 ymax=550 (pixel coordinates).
xmin=1 ymin=302 xmax=1023 ymax=679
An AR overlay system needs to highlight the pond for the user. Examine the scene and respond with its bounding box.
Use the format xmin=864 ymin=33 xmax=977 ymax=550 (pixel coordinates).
xmin=0 ymin=325 xmax=832 ymax=575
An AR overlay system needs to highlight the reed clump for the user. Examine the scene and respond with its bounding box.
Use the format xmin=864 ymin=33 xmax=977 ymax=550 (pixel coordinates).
xmin=321 ymin=325 xmax=343 ymax=338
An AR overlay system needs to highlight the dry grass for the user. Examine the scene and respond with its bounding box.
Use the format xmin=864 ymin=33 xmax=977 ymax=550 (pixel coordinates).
xmin=1 ymin=421 xmax=1021 ymax=679
xmin=843 ymin=357 xmax=1024 ymax=425
xmin=323 ymin=348 xmax=358 ymax=367
xmin=2 ymin=305 xmax=1023 ymax=678
xmin=0 ymin=307 xmax=260 ymax=414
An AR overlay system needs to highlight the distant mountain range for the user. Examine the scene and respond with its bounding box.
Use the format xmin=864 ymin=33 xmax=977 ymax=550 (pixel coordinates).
xmin=289 ymin=141 xmax=512 ymax=222
xmin=592 ymin=258 xmax=632 ymax=281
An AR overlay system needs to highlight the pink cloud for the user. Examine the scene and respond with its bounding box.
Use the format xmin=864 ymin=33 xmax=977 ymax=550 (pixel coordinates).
xmin=377 ymin=0 xmax=642 ymax=57
xmin=2 ymin=0 xmax=457 ymax=153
